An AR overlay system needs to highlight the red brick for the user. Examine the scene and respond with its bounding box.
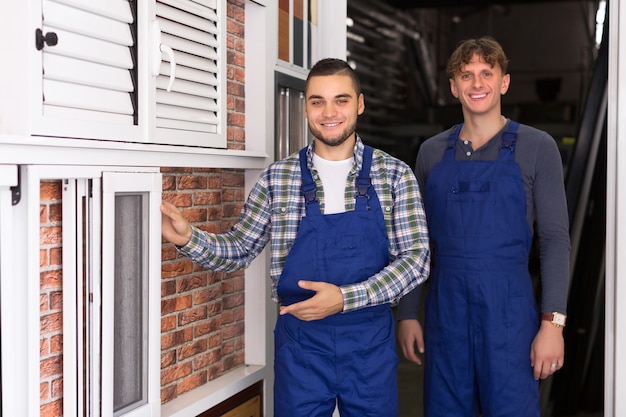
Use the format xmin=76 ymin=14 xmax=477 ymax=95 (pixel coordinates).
xmin=160 ymin=361 xmax=193 ymax=385
xmin=193 ymin=349 xmax=221 ymax=369
xmin=161 ymin=279 xmax=177 ymax=297
xmin=40 ymin=381 xmax=49 ymax=401
xmin=161 ymin=259 xmax=193 ymax=278
xmin=41 ymin=270 xmax=63 ymax=289
xmin=208 ymin=333 xmax=222 ymax=349
xmin=178 ymin=305 xmax=208 ymax=326
xmin=222 ymin=322 xmax=244 ymax=340
xmin=178 ymin=338 xmax=208 ymax=361
xmin=40 ymin=399 xmax=63 ymax=417
xmin=161 ymin=350 xmax=177 ymax=369
xmin=177 ymin=371 xmax=208 ymax=396
xmin=193 ymin=191 xmax=221 ymax=205
xmin=49 ymin=291 xmax=63 ymax=310
xmin=195 ymin=317 xmax=221 ymax=337
xmin=49 ymin=203 xmax=62 ymax=222
xmin=182 ymin=207 xmax=208 ymax=222
xmin=40 ymin=337 xmax=49 ymax=356
xmin=51 ymin=377 xmax=63 ymax=398
xmin=207 ymin=363 xmax=224 ymax=381
xmin=161 ymin=315 xmax=177 ymax=332
xmin=163 ymin=192 xmax=193 ymax=208
xmin=178 ymin=175 xmax=208 ymax=190
xmin=178 ymin=273 xmax=208 ymax=292
xmin=49 ymin=248 xmax=62 ymax=266
xmin=193 ymin=285 xmax=221 ymax=305
xmin=161 ymin=327 xmax=193 ymax=350
xmin=40 ymin=226 xmax=62 ymax=245
xmin=161 ymin=384 xmax=178 ymax=404
xmin=41 ymin=312 xmax=63 ymax=333
xmin=40 ymin=181 xmax=62 ymax=201
xmin=40 ymin=355 xmax=63 ymax=379
xmin=161 ymin=294 xmax=193 ymax=315
xmin=50 ymin=335 xmax=63 ymax=354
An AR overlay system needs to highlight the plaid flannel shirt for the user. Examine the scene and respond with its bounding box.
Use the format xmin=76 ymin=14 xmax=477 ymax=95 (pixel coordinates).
xmin=179 ymin=137 xmax=430 ymax=312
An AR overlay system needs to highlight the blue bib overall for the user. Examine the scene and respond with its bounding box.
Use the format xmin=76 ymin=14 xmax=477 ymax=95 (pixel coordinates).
xmin=423 ymin=122 xmax=540 ymax=417
xmin=274 ymin=146 xmax=399 ymax=417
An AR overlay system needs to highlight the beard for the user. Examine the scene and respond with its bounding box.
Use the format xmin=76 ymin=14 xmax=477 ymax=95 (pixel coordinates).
xmin=308 ymin=119 xmax=357 ymax=147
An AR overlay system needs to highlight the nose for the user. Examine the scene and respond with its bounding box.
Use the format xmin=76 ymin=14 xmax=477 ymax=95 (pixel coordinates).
xmin=322 ymin=102 xmax=337 ymax=117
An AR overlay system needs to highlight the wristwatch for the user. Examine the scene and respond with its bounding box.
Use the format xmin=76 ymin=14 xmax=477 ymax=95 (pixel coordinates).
xmin=541 ymin=312 xmax=567 ymax=328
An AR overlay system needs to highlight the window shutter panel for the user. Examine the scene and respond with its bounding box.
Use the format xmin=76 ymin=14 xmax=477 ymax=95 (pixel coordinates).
xmin=154 ymin=0 xmax=226 ymax=148
xmin=41 ymin=0 xmax=136 ymax=124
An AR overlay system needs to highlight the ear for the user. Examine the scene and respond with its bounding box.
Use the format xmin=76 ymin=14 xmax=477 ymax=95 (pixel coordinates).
xmin=449 ymin=78 xmax=459 ymax=99
xmin=501 ymin=73 xmax=511 ymax=95
xmin=357 ymin=93 xmax=365 ymax=115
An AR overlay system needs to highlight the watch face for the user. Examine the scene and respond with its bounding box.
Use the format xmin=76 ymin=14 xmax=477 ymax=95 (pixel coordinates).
xmin=553 ymin=313 xmax=566 ymax=326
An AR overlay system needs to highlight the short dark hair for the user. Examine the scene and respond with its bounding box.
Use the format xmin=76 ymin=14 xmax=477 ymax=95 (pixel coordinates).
xmin=306 ymin=58 xmax=362 ymax=96
xmin=446 ymin=36 xmax=509 ymax=79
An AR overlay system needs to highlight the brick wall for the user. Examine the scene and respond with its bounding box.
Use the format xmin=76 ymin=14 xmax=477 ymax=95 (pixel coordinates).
xmin=160 ymin=167 xmax=246 ymax=402
xmin=40 ymin=180 xmax=64 ymax=417
xmin=37 ymin=0 xmax=248 ymax=414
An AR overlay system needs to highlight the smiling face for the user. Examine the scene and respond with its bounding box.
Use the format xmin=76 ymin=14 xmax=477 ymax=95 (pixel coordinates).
xmin=304 ymin=74 xmax=365 ymax=153
xmin=450 ymin=52 xmax=510 ymax=118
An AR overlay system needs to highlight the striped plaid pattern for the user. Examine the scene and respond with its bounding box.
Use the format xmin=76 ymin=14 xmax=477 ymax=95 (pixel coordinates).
xmin=180 ymin=137 xmax=430 ymax=312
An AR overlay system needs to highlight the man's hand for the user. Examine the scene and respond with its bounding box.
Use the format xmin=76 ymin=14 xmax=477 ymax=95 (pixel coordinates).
xmin=530 ymin=321 xmax=565 ymax=380
xmin=397 ymin=319 xmax=425 ymax=365
xmin=279 ymin=281 xmax=344 ymax=321
xmin=160 ymin=200 xmax=193 ymax=246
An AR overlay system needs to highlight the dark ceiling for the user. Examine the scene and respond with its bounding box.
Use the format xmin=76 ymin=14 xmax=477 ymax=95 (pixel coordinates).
xmin=387 ymin=0 xmax=593 ymax=8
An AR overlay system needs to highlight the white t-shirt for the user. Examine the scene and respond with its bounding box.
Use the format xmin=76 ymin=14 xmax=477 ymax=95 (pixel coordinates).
xmin=312 ymin=153 xmax=353 ymax=214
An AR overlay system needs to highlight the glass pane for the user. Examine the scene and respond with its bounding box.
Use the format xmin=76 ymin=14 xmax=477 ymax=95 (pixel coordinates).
xmin=308 ymin=0 xmax=317 ymax=68
xmin=113 ymin=193 xmax=148 ymax=415
xmin=293 ymin=0 xmax=304 ymax=66
xmin=278 ymin=0 xmax=290 ymax=62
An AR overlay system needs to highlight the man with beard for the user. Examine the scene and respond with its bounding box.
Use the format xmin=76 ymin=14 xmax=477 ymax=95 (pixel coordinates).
xmin=161 ymin=58 xmax=430 ymax=417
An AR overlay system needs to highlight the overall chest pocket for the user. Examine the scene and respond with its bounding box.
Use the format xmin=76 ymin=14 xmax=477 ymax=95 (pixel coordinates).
xmin=446 ymin=180 xmax=496 ymax=238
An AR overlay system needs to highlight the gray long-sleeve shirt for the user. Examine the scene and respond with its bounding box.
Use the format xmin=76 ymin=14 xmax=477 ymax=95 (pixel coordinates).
xmin=397 ymin=119 xmax=571 ymax=320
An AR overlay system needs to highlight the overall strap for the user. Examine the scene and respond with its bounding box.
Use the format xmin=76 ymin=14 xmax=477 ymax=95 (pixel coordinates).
xmin=355 ymin=145 xmax=374 ymax=211
xmin=443 ymin=124 xmax=463 ymax=162
xmin=498 ymin=120 xmax=520 ymax=160
xmin=298 ymin=147 xmax=321 ymax=215
xmin=500 ymin=120 xmax=520 ymax=150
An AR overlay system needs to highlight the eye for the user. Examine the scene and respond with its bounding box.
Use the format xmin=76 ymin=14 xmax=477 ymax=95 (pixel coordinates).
xmin=460 ymin=73 xmax=471 ymax=81
xmin=482 ymin=71 xmax=493 ymax=78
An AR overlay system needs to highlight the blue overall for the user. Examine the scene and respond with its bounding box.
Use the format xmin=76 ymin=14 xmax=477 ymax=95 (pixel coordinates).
xmin=423 ymin=122 xmax=540 ymax=417
xmin=273 ymin=146 xmax=399 ymax=417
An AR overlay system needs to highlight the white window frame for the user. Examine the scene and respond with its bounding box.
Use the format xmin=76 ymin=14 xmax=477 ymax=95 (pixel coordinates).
xmin=0 ymin=165 xmax=28 ymax=417
xmin=0 ymin=166 xmax=161 ymax=417
xmin=101 ymin=171 xmax=162 ymax=417
xmin=606 ymin=2 xmax=626 ymax=415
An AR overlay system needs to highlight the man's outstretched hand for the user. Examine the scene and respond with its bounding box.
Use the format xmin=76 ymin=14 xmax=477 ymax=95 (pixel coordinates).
xmin=160 ymin=200 xmax=193 ymax=247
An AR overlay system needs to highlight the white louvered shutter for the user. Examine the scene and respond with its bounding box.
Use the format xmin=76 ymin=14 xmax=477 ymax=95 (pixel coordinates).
xmin=40 ymin=0 xmax=137 ymax=127
xmin=153 ymin=0 xmax=226 ymax=148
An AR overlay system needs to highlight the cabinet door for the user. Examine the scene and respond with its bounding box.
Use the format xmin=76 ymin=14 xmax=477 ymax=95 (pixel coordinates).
xmin=30 ymin=0 xmax=227 ymax=149
xmin=152 ymin=0 xmax=227 ymax=148
xmin=32 ymin=0 xmax=144 ymax=142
